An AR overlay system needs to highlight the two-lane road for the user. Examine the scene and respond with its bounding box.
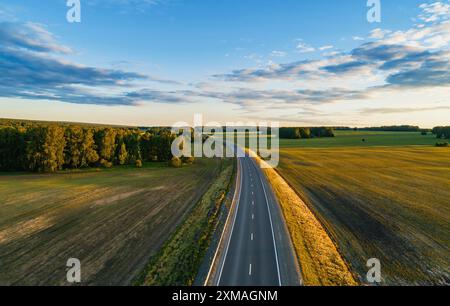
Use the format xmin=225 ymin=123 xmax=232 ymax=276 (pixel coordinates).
xmin=216 ymin=156 xmax=301 ymax=286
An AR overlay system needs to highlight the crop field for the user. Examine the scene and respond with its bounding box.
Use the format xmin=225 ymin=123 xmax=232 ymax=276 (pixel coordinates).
xmin=280 ymin=131 xmax=439 ymax=148
xmin=276 ymin=131 xmax=450 ymax=285
xmin=0 ymin=159 xmax=225 ymax=285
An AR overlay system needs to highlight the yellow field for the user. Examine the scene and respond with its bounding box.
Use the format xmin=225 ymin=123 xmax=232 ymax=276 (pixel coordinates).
xmin=256 ymin=157 xmax=357 ymax=286
xmin=277 ymin=147 xmax=450 ymax=285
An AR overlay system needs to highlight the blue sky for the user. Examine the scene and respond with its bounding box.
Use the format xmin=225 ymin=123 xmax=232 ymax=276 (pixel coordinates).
xmin=0 ymin=0 xmax=449 ymax=127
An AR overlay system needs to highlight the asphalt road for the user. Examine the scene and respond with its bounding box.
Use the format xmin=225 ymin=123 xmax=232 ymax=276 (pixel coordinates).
xmin=216 ymin=156 xmax=301 ymax=286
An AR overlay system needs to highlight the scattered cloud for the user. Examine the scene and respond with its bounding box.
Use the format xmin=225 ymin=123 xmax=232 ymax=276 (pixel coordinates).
xmin=418 ymin=1 xmax=450 ymax=22
xmin=296 ymin=42 xmax=315 ymax=53
xmin=0 ymin=21 xmax=183 ymax=106
xmin=319 ymin=45 xmax=334 ymax=51
xmin=270 ymin=50 xmax=287 ymax=57
xmin=359 ymin=105 xmax=450 ymax=114
xmin=0 ymin=22 xmax=72 ymax=54
xmin=352 ymin=36 xmax=365 ymax=41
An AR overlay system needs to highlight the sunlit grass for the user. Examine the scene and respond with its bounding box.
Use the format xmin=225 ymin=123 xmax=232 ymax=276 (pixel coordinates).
xmin=277 ymin=146 xmax=450 ymax=285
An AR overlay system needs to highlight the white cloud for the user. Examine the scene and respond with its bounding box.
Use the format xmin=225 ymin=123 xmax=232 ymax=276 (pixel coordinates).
xmin=319 ymin=45 xmax=334 ymax=51
xmin=419 ymin=1 xmax=450 ymax=23
xmin=270 ymin=50 xmax=287 ymax=57
xmin=369 ymin=28 xmax=392 ymax=39
xmin=296 ymin=42 xmax=315 ymax=53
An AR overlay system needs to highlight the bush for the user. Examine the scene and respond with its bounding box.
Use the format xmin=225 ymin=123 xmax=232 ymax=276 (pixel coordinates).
xmin=435 ymin=142 xmax=448 ymax=147
xmin=100 ymin=159 xmax=113 ymax=168
xmin=135 ymin=159 xmax=143 ymax=168
xmin=421 ymin=131 xmax=428 ymax=136
xmin=168 ymin=157 xmax=182 ymax=168
xmin=182 ymin=156 xmax=195 ymax=165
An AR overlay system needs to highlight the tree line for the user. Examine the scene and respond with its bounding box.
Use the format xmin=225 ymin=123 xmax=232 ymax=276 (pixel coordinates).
xmin=279 ymin=127 xmax=335 ymax=139
xmin=335 ymin=125 xmax=422 ymax=132
xmin=431 ymin=126 xmax=450 ymax=139
xmin=0 ymin=120 xmax=176 ymax=172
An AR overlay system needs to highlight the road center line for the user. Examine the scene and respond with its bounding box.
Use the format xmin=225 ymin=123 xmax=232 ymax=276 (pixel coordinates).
xmin=249 ymin=264 xmax=252 ymax=276
xmin=251 ymin=158 xmax=282 ymax=286
xmin=251 ymin=233 xmax=253 ymax=240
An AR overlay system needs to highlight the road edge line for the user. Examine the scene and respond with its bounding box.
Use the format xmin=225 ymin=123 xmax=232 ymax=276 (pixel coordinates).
xmin=204 ymin=157 xmax=242 ymax=286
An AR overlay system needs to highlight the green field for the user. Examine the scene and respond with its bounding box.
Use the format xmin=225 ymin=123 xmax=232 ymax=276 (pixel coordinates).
xmin=276 ymin=131 xmax=450 ymax=285
xmin=0 ymin=159 xmax=228 ymax=285
xmin=280 ymin=131 xmax=439 ymax=148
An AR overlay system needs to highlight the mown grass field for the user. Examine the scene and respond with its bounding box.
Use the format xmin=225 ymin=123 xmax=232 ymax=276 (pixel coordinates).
xmin=277 ymin=131 xmax=450 ymax=285
xmin=0 ymin=159 xmax=226 ymax=285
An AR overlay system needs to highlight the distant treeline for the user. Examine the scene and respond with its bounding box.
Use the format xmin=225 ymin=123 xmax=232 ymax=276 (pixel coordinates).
xmin=334 ymin=125 xmax=450 ymax=139
xmin=279 ymin=127 xmax=335 ymax=139
xmin=432 ymin=126 xmax=450 ymax=139
xmin=0 ymin=119 xmax=176 ymax=172
xmin=335 ymin=125 xmax=422 ymax=132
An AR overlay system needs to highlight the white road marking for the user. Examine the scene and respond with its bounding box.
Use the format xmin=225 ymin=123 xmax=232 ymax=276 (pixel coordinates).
xmin=252 ymin=159 xmax=282 ymax=286
xmin=252 ymin=214 xmax=254 ymax=220
xmin=251 ymin=233 xmax=254 ymax=241
xmin=217 ymin=159 xmax=243 ymax=285
xmin=249 ymin=264 xmax=252 ymax=276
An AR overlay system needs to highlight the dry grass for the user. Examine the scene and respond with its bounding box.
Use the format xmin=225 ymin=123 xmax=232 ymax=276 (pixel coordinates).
xmin=256 ymin=156 xmax=357 ymax=286
xmin=0 ymin=160 xmax=223 ymax=285
xmin=137 ymin=159 xmax=234 ymax=286
xmin=277 ymin=147 xmax=450 ymax=285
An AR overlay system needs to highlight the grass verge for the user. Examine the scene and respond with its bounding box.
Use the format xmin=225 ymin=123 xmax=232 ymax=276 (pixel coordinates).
xmin=255 ymin=155 xmax=357 ymax=286
xmin=135 ymin=158 xmax=235 ymax=286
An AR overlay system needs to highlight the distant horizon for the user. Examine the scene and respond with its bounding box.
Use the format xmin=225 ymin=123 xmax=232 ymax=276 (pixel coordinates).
xmin=1 ymin=1 xmax=449 ymax=127
xmin=0 ymin=116 xmax=440 ymax=130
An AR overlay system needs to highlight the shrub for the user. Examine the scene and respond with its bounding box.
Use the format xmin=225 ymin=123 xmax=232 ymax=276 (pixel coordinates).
xmin=135 ymin=159 xmax=143 ymax=168
xmin=168 ymin=157 xmax=182 ymax=168
xmin=421 ymin=131 xmax=428 ymax=136
xmin=100 ymin=159 xmax=113 ymax=168
xmin=182 ymin=156 xmax=195 ymax=165
xmin=435 ymin=142 xmax=448 ymax=147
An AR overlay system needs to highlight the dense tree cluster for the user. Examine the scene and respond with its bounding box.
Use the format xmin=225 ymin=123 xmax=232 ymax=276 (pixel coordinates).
xmin=432 ymin=126 xmax=450 ymax=139
xmin=357 ymin=125 xmax=421 ymax=132
xmin=0 ymin=120 xmax=176 ymax=172
xmin=279 ymin=127 xmax=335 ymax=139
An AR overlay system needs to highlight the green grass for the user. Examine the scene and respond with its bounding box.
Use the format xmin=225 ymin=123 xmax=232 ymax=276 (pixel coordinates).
xmin=137 ymin=158 xmax=235 ymax=286
xmin=276 ymin=132 xmax=450 ymax=285
xmin=280 ymin=131 xmax=438 ymax=148
xmin=0 ymin=159 xmax=226 ymax=285
xmin=216 ymin=130 xmax=438 ymax=149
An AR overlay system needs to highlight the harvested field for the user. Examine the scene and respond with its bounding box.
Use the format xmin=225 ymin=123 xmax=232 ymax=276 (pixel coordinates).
xmin=0 ymin=160 xmax=224 ymax=285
